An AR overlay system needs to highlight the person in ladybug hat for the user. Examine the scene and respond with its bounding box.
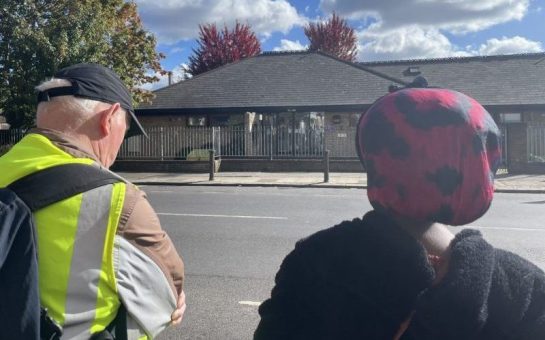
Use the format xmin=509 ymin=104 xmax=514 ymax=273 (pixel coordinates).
xmin=254 ymin=77 xmax=545 ymax=340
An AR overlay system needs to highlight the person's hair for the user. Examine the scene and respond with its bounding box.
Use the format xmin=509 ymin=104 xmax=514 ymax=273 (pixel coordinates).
xmin=35 ymin=78 xmax=125 ymax=131
xmin=36 ymin=78 xmax=102 ymax=115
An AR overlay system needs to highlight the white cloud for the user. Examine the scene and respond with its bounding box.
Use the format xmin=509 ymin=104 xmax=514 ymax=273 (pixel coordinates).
xmin=135 ymin=0 xmax=307 ymax=44
xmin=358 ymin=26 xmax=543 ymax=62
xmin=476 ymin=36 xmax=543 ymax=55
xmin=273 ymin=39 xmax=308 ymax=51
xmin=169 ymin=47 xmax=184 ymax=54
xmin=319 ymin=0 xmax=529 ymax=33
xmin=140 ymin=64 xmax=191 ymax=91
xmin=358 ymin=25 xmax=471 ymax=61
xmin=317 ymin=0 xmax=540 ymax=61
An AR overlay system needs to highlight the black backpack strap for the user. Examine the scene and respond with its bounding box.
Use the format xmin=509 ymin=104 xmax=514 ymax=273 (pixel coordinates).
xmin=8 ymin=163 xmax=122 ymax=212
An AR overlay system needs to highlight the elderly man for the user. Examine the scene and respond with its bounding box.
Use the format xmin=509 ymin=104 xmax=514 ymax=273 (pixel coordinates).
xmin=0 ymin=63 xmax=185 ymax=339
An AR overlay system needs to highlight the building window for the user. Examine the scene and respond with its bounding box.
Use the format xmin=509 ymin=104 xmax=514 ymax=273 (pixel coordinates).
xmin=500 ymin=113 xmax=521 ymax=123
xmin=404 ymin=66 xmax=421 ymax=76
xmin=331 ymin=115 xmax=342 ymax=124
xmin=187 ymin=115 xmax=207 ymax=127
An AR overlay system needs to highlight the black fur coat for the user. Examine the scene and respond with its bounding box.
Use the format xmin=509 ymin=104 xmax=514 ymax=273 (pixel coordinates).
xmin=254 ymin=210 xmax=545 ymax=340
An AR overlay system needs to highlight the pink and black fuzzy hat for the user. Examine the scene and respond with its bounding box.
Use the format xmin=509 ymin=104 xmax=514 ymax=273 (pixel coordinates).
xmin=356 ymin=78 xmax=502 ymax=226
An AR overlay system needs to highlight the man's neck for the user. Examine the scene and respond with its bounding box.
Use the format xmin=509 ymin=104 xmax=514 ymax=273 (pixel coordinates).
xmin=32 ymin=128 xmax=100 ymax=164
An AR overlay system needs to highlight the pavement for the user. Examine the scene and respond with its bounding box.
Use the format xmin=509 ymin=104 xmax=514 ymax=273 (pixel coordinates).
xmin=117 ymin=171 xmax=545 ymax=193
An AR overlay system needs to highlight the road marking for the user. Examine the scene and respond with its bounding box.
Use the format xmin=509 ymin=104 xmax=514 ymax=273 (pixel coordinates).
xmin=157 ymin=213 xmax=288 ymax=220
xmin=239 ymin=301 xmax=262 ymax=307
xmin=466 ymin=225 xmax=545 ymax=232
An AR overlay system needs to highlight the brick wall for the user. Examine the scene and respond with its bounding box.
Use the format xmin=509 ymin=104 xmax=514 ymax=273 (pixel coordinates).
xmin=324 ymin=112 xmax=360 ymax=157
xmin=112 ymin=159 xmax=220 ymax=173
xmin=220 ymin=159 xmax=364 ymax=172
xmin=112 ymin=159 xmax=364 ymax=173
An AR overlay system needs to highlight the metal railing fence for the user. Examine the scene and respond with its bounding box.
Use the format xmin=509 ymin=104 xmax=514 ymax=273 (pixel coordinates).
xmin=118 ymin=125 xmax=356 ymax=160
xmin=120 ymin=126 xmax=219 ymax=160
xmin=0 ymin=129 xmax=25 ymax=146
xmin=528 ymin=123 xmax=545 ymax=163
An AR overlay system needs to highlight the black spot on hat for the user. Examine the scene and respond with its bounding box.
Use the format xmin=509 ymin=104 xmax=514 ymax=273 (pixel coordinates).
xmin=472 ymin=133 xmax=485 ymax=154
xmin=370 ymin=201 xmax=388 ymax=214
xmin=362 ymin=109 xmax=410 ymax=158
xmin=426 ymin=166 xmax=464 ymax=196
xmin=483 ymin=111 xmax=500 ymax=135
xmin=486 ymin=131 xmax=500 ymax=152
xmin=365 ymin=159 xmax=386 ymax=188
xmin=429 ymin=204 xmax=454 ymax=223
xmin=455 ymin=92 xmax=474 ymax=119
xmin=395 ymin=90 xmax=469 ymax=130
xmin=473 ymin=121 xmax=500 ymax=156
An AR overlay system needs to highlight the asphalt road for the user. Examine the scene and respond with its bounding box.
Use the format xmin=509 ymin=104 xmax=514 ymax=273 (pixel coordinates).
xmin=146 ymin=186 xmax=545 ymax=340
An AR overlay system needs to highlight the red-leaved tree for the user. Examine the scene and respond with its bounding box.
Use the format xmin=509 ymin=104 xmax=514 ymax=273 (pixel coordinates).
xmin=304 ymin=12 xmax=358 ymax=62
xmin=186 ymin=21 xmax=261 ymax=76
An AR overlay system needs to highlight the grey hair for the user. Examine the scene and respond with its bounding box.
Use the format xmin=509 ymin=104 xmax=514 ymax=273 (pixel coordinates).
xmin=35 ymin=78 xmax=103 ymax=116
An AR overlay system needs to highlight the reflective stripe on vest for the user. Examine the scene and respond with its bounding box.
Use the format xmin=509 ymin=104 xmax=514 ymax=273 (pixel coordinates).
xmin=0 ymin=133 xmax=126 ymax=337
xmin=63 ymin=185 xmax=116 ymax=338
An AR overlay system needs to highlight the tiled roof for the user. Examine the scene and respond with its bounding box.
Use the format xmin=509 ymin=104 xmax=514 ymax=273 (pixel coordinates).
xmin=360 ymin=53 xmax=545 ymax=106
xmin=137 ymin=51 xmax=545 ymax=112
xmin=137 ymin=52 xmax=401 ymax=111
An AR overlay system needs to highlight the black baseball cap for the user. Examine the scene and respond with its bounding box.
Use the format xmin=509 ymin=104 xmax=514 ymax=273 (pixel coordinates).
xmin=37 ymin=63 xmax=147 ymax=138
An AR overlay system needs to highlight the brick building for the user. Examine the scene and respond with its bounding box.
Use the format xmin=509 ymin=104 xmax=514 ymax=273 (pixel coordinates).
xmin=131 ymin=51 xmax=545 ymax=173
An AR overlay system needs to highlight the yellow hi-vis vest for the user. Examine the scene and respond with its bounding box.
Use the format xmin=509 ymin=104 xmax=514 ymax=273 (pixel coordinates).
xmin=0 ymin=133 xmax=126 ymax=337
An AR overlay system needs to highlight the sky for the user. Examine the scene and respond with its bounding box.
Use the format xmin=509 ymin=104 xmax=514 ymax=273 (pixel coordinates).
xmin=134 ymin=0 xmax=545 ymax=89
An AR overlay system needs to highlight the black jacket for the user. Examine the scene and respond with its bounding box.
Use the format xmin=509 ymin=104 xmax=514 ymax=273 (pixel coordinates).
xmin=254 ymin=210 xmax=545 ymax=340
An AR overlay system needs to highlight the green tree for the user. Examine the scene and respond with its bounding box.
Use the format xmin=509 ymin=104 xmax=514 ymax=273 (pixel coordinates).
xmin=304 ymin=12 xmax=358 ymax=62
xmin=0 ymin=0 xmax=163 ymax=128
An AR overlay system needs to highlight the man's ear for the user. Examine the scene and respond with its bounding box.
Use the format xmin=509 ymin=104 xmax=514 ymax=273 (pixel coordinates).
xmin=99 ymin=103 xmax=121 ymax=137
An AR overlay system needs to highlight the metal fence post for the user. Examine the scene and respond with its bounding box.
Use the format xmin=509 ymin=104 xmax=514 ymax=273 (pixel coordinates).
xmin=212 ymin=126 xmax=216 ymax=156
xmin=269 ymin=126 xmax=274 ymax=160
xmin=323 ymin=149 xmax=330 ymax=183
xmin=160 ymin=126 xmax=164 ymax=161
xmin=209 ymin=149 xmax=215 ymax=181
